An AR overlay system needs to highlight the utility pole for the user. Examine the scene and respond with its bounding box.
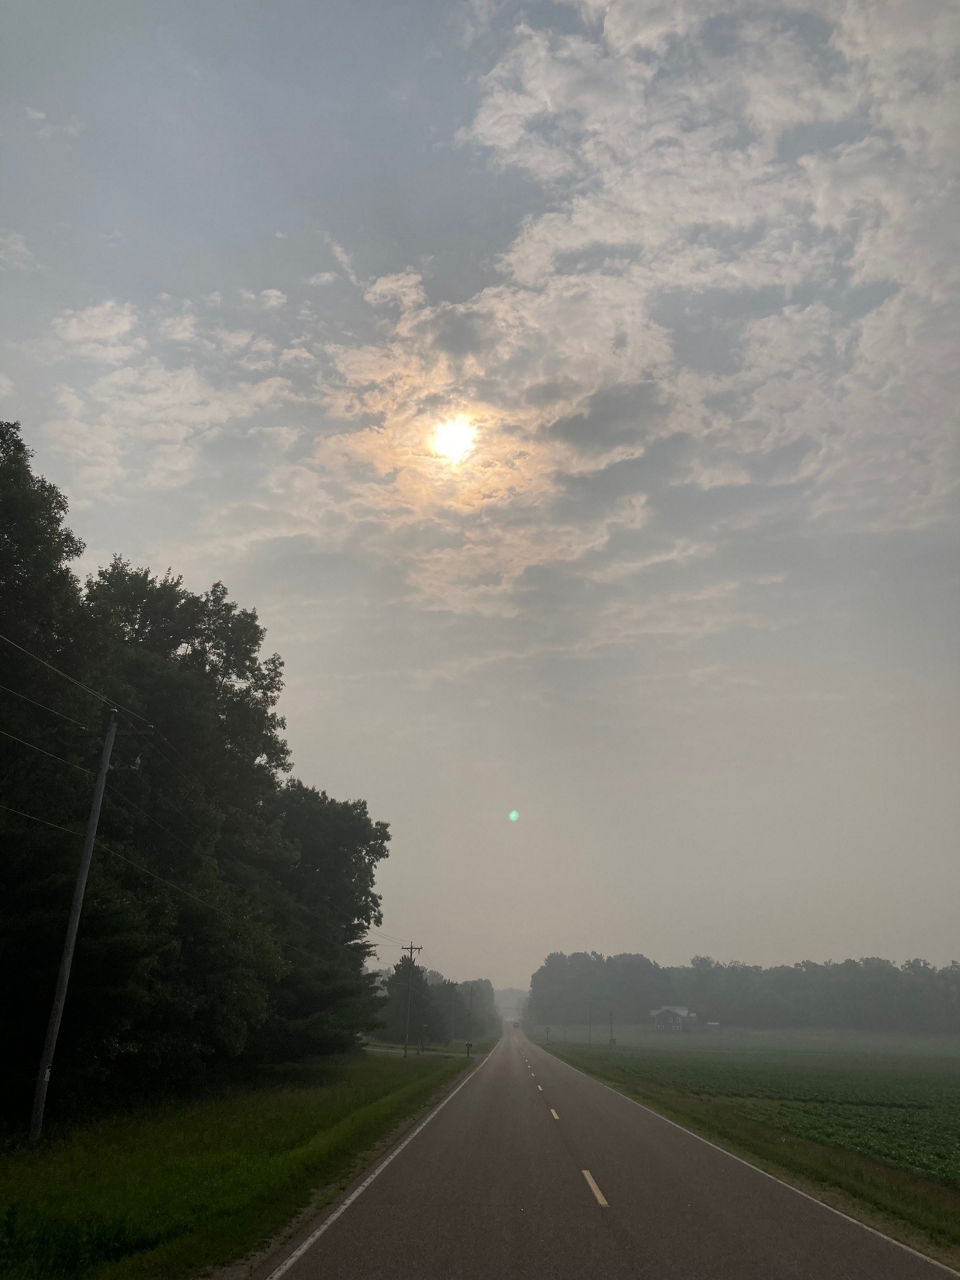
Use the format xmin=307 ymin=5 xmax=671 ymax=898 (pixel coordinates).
xmin=30 ymin=708 xmax=118 ymax=1142
xmin=402 ymin=942 xmax=423 ymax=1059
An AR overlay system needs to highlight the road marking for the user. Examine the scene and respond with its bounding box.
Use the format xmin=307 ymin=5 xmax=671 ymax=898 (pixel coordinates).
xmin=550 ymin=1108 xmax=559 ymax=1120
xmin=263 ymin=1045 xmax=497 ymax=1279
xmin=545 ymin=1051 xmax=960 ymax=1279
xmin=537 ymin=1084 xmax=543 ymax=1092
xmin=582 ymin=1169 xmax=608 ymax=1208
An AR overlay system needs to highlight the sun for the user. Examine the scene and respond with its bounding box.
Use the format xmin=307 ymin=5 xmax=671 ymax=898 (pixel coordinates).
xmin=431 ymin=416 xmax=476 ymax=464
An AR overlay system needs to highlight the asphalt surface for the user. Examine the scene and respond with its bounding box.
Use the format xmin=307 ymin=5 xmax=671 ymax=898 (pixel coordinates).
xmin=256 ymin=1026 xmax=956 ymax=1280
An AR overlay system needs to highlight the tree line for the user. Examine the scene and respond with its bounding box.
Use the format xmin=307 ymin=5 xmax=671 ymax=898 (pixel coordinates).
xmin=1 ymin=421 xmax=396 ymax=1128
xmin=373 ymin=961 xmax=500 ymax=1049
xmin=527 ymin=950 xmax=960 ymax=1034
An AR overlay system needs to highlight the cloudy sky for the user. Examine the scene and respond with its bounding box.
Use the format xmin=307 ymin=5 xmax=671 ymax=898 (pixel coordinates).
xmin=3 ymin=0 xmax=958 ymax=989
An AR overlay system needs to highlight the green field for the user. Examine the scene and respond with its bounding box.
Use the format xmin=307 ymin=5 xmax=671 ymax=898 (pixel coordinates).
xmin=534 ymin=1027 xmax=960 ymax=1262
xmin=0 ymin=1051 xmax=470 ymax=1280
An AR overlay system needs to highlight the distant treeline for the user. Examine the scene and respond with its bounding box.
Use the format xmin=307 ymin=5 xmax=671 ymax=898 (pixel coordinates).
xmin=1 ymin=422 xmax=393 ymax=1126
xmin=527 ymin=951 xmax=960 ymax=1033
xmin=372 ymin=963 xmax=500 ymax=1047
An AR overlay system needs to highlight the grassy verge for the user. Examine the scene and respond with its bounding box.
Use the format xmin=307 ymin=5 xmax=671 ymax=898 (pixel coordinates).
xmin=539 ymin=1035 xmax=960 ymax=1268
xmin=0 ymin=1052 xmax=469 ymax=1280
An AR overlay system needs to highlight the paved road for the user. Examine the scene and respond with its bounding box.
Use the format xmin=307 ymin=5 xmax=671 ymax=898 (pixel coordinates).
xmin=256 ymin=1026 xmax=956 ymax=1280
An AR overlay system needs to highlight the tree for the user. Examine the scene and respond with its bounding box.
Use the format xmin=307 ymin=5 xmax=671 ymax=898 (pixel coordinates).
xmin=1 ymin=426 xmax=396 ymax=1128
xmin=378 ymin=957 xmax=444 ymax=1047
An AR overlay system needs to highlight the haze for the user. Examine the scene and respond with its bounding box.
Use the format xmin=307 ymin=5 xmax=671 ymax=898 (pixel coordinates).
xmin=2 ymin=0 xmax=958 ymax=991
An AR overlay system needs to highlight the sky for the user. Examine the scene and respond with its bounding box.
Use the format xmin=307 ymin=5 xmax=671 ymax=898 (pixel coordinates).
xmin=2 ymin=0 xmax=958 ymax=991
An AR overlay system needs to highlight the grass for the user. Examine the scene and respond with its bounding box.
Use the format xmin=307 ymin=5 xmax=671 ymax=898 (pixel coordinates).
xmin=534 ymin=1026 xmax=960 ymax=1265
xmin=0 ymin=1051 xmax=471 ymax=1280
xmin=366 ymin=1033 xmax=500 ymax=1057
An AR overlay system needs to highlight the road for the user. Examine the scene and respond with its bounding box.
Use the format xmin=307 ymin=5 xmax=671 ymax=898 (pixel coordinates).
xmin=256 ymin=1025 xmax=956 ymax=1280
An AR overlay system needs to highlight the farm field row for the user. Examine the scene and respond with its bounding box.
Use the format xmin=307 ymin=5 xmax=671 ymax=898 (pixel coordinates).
xmin=535 ymin=1027 xmax=960 ymax=1264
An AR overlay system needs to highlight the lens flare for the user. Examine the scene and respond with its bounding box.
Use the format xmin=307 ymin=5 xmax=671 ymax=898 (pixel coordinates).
xmin=432 ymin=416 xmax=476 ymax=463
xmin=509 ymin=810 xmax=519 ymax=822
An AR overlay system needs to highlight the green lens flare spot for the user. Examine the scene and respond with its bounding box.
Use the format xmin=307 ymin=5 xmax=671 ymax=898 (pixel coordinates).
xmin=509 ymin=810 xmax=519 ymax=822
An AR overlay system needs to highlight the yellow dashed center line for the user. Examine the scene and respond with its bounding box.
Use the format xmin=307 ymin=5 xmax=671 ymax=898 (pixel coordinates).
xmin=582 ymin=1169 xmax=608 ymax=1208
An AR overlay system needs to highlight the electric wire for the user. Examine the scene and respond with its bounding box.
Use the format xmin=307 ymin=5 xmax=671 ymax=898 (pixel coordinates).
xmin=1 ymin=799 xmax=229 ymax=917
xmin=0 ymin=633 xmax=221 ymax=826
xmin=0 ymin=680 xmax=92 ymax=730
xmin=2 ymin=801 xmax=348 ymax=967
xmin=0 ymin=801 xmax=83 ymax=838
xmin=0 ymin=630 xmax=153 ymax=728
xmin=106 ymin=774 xmax=215 ymax=844
xmin=104 ymin=785 xmax=192 ymax=848
xmin=0 ymin=726 xmax=94 ymax=775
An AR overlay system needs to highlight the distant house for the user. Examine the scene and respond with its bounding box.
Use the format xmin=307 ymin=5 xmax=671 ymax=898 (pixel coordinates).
xmin=650 ymin=1005 xmax=696 ymax=1032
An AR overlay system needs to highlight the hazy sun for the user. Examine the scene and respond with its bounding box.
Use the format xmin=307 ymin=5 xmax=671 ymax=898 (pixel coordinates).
xmin=432 ymin=416 xmax=476 ymax=463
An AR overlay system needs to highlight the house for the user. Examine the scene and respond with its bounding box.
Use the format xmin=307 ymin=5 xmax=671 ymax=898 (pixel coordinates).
xmin=650 ymin=1005 xmax=696 ymax=1032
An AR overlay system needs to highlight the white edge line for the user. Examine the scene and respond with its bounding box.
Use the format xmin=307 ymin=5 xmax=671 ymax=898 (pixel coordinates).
xmin=264 ymin=1044 xmax=498 ymax=1280
xmin=535 ymin=1044 xmax=960 ymax=1278
xmin=550 ymin=1108 xmax=560 ymax=1120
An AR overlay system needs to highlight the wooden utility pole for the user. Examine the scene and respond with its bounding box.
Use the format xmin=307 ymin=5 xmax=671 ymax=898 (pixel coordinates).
xmin=402 ymin=942 xmax=423 ymax=1058
xmin=30 ymin=708 xmax=118 ymax=1141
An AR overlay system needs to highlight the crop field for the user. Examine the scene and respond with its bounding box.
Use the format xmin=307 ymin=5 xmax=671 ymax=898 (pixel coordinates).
xmin=536 ymin=1027 xmax=960 ymax=1259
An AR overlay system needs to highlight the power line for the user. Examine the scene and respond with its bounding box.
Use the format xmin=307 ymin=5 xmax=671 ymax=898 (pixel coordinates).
xmin=0 ymin=680 xmax=92 ymax=730
xmin=3 ymin=801 xmax=331 ymax=978
xmin=0 ymin=801 xmax=83 ymax=838
xmin=110 ymin=771 xmax=204 ymax=831
xmin=0 ymin=630 xmax=153 ymax=728
xmin=0 ymin=633 xmax=219 ymax=821
xmin=4 ymin=798 xmax=381 ymax=1008
xmin=0 ymin=726 xmax=94 ymax=775
xmin=144 ymin=734 xmax=207 ymax=793
xmin=98 ymin=841 xmax=229 ymax=915
xmin=104 ymin=785 xmax=194 ymax=848
xmin=369 ymin=928 xmax=412 ymax=946
xmin=1 ymin=798 xmax=227 ymax=917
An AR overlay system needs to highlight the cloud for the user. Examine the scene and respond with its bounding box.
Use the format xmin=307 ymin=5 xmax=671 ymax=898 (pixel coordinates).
xmin=364 ymin=270 xmax=428 ymax=311
xmin=156 ymin=306 xmax=199 ymax=343
xmin=29 ymin=1 xmax=960 ymax=661
xmin=24 ymin=107 xmax=84 ymax=140
xmin=240 ymin=288 xmax=288 ymax=311
xmin=255 ymin=0 xmax=956 ymax=638
xmin=52 ymin=300 xmax=144 ymax=362
xmin=0 ymin=230 xmax=34 ymax=271
xmin=42 ymin=295 xmax=304 ymax=501
xmin=325 ymin=236 xmax=361 ymax=288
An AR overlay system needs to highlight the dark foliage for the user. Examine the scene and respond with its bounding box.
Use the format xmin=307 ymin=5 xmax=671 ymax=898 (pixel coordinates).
xmin=375 ymin=961 xmax=499 ymax=1048
xmin=0 ymin=423 xmax=390 ymax=1128
xmin=527 ymin=950 xmax=960 ymax=1033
